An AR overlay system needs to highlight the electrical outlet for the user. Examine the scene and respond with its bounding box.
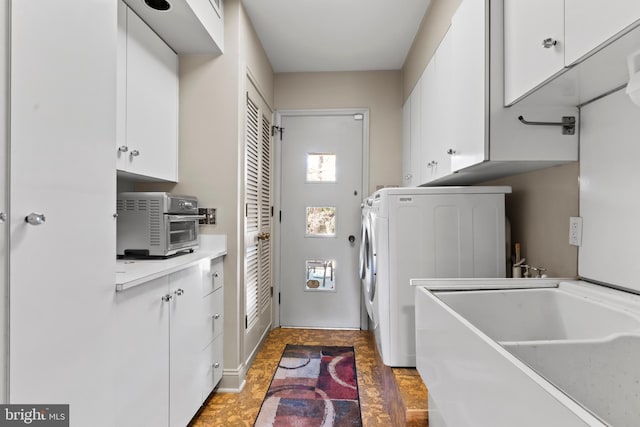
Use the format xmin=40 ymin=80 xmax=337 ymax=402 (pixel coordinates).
xmin=569 ymin=216 xmax=582 ymax=246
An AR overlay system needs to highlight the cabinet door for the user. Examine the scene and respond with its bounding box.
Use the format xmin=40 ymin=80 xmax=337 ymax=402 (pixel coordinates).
xmin=565 ymin=0 xmax=640 ymax=65
xmin=114 ymin=277 xmax=170 ymax=427
xmin=409 ymin=77 xmax=422 ymax=186
xmin=449 ymin=0 xmax=486 ymax=172
xmin=504 ymin=0 xmax=565 ymax=105
xmin=125 ymin=6 xmax=178 ymax=181
xmin=401 ymin=98 xmax=411 ymax=186
xmin=169 ymin=263 xmax=207 ymax=427
xmin=9 ymin=1 xmax=118 ymax=425
xmin=420 ymin=58 xmax=438 ymax=182
xmin=432 ymin=27 xmax=455 ymax=179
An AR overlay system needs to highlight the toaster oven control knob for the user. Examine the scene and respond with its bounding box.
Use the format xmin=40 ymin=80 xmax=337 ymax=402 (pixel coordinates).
xmin=25 ymin=212 xmax=46 ymax=226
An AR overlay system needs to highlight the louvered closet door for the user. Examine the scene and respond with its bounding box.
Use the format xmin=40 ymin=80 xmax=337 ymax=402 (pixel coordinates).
xmin=244 ymin=80 xmax=273 ymax=361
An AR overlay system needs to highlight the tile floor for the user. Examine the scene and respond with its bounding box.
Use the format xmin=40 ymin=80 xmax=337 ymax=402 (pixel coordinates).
xmin=190 ymin=327 xmax=428 ymax=426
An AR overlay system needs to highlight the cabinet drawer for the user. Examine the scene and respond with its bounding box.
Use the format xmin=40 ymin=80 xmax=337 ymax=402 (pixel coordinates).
xmin=203 ymin=288 xmax=223 ymax=348
xmin=202 ymin=337 xmax=223 ymax=402
xmin=202 ymin=257 xmax=224 ymax=296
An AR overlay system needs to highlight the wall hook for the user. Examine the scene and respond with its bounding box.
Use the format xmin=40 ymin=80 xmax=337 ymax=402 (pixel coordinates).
xmin=271 ymin=125 xmax=284 ymax=140
xmin=517 ymin=115 xmax=575 ymax=135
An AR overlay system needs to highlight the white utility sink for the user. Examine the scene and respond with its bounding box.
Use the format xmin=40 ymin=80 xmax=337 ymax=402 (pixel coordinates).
xmin=414 ymin=279 xmax=640 ymax=427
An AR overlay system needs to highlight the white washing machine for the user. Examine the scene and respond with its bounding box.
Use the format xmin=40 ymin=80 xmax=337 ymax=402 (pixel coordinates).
xmin=369 ymin=186 xmax=510 ymax=367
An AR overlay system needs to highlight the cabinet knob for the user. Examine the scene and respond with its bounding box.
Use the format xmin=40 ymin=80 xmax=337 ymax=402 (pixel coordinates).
xmin=213 ymin=272 xmax=220 ymax=278
xmin=118 ymin=145 xmax=128 ymax=153
xmin=447 ymin=149 xmax=456 ymax=155
xmin=161 ymin=294 xmax=173 ymax=302
xmin=542 ymin=38 xmax=557 ymax=48
xmin=404 ymin=174 xmax=412 ymax=180
xmin=0 ymin=212 xmax=6 ymax=223
xmin=25 ymin=212 xmax=46 ymax=226
xmin=213 ymin=362 xmax=220 ymax=369
xmin=174 ymin=288 xmax=184 ymax=296
xmin=130 ymin=149 xmax=140 ymax=157
xmin=213 ymin=313 xmax=221 ymax=319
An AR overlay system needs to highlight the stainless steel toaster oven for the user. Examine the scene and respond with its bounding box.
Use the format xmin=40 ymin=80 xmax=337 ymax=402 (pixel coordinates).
xmin=116 ymin=192 xmax=203 ymax=257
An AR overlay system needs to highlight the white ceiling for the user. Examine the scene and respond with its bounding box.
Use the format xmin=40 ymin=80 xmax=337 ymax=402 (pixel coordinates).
xmin=241 ymin=0 xmax=432 ymax=73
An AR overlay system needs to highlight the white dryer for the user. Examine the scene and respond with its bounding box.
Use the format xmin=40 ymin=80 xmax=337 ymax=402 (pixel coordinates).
xmin=369 ymin=186 xmax=510 ymax=367
xmin=360 ymin=196 xmax=377 ymax=325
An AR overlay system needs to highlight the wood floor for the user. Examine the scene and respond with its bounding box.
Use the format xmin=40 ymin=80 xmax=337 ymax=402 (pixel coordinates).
xmin=190 ymin=328 xmax=428 ymax=426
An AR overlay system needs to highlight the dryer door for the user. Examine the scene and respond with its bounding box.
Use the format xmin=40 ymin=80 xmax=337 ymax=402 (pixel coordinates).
xmin=361 ymin=211 xmax=377 ymax=321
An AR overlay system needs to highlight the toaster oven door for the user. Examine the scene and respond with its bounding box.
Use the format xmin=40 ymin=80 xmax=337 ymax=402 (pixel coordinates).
xmin=166 ymin=215 xmax=204 ymax=252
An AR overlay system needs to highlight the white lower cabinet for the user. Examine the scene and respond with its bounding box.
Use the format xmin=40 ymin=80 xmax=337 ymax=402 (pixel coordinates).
xmin=115 ymin=256 xmax=224 ymax=427
xmin=201 ymin=257 xmax=225 ymax=402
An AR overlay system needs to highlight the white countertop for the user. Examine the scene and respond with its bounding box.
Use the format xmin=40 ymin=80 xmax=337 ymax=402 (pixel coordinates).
xmin=116 ymin=234 xmax=227 ymax=291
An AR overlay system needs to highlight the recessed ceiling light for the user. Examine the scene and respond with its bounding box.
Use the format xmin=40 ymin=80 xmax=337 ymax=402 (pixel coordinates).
xmin=144 ymin=0 xmax=171 ymax=11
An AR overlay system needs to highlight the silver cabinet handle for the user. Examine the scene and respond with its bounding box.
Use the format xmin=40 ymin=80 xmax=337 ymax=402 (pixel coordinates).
xmin=542 ymin=38 xmax=557 ymax=48
xmin=213 ymin=362 xmax=220 ymax=369
xmin=130 ymin=149 xmax=140 ymax=157
xmin=25 ymin=212 xmax=46 ymax=225
xmin=161 ymin=294 xmax=173 ymax=302
xmin=214 ymin=272 xmax=220 ymax=278
xmin=447 ymin=149 xmax=456 ymax=155
xmin=118 ymin=145 xmax=128 ymax=153
xmin=0 ymin=212 xmax=6 ymax=223
xmin=404 ymin=174 xmax=412 ymax=180
xmin=174 ymin=288 xmax=184 ymax=296
xmin=213 ymin=313 xmax=221 ymax=319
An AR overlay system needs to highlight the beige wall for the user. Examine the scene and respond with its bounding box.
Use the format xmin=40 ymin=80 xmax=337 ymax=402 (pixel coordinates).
xmin=482 ymin=163 xmax=580 ymax=278
xmin=137 ymin=0 xmax=274 ymax=390
xmin=274 ymin=71 xmax=403 ymax=194
xmin=402 ymin=0 xmax=462 ymax=101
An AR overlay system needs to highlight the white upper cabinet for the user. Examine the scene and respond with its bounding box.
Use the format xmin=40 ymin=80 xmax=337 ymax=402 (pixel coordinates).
xmin=402 ymin=78 xmax=423 ymax=187
xmin=409 ymin=0 xmax=577 ymax=186
xmin=564 ymin=0 xmax=640 ymax=65
xmin=123 ymin=0 xmax=224 ymax=55
xmin=423 ymin=29 xmax=455 ymax=181
xmin=505 ymin=0 xmax=640 ymax=106
xmin=401 ymin=98 xmax=412 ymax=185
xmin=117 ymin=2 xmax=178 ymax=182
xmin=504 ymin=0 xmax=565 ymax=106
xmin=449 ymin=0 xmax=486 ymax=173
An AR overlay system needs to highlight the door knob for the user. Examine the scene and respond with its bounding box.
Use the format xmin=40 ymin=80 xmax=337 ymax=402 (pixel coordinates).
xmin=25 ymin=212 xmax=46 ymax=225
xmin=348 ymin=235 xmax=356 ymax=243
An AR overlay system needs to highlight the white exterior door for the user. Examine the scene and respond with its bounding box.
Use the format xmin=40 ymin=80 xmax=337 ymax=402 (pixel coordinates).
xmin=279 ymin=112 xmax=365 ymax=328
xmin=244 ymin=80 xmax=273 ymax=361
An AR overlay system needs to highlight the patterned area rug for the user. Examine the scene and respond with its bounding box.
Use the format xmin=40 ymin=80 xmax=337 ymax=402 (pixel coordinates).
xmin=254 ymin=345 xmax=363 ymax=427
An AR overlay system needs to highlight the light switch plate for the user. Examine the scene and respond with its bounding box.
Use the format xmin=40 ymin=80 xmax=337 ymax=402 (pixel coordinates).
xmin=569 ymin=216 xmax=582 ymax=246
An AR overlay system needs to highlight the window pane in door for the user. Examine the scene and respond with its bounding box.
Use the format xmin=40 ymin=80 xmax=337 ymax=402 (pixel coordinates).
xmin=306 ymin=153 xmax=336 ymax=182
xmin=305 ymin=259 xmax=336 ymax=291
xmin=306 ymin=207 xmax=336 ymax=236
